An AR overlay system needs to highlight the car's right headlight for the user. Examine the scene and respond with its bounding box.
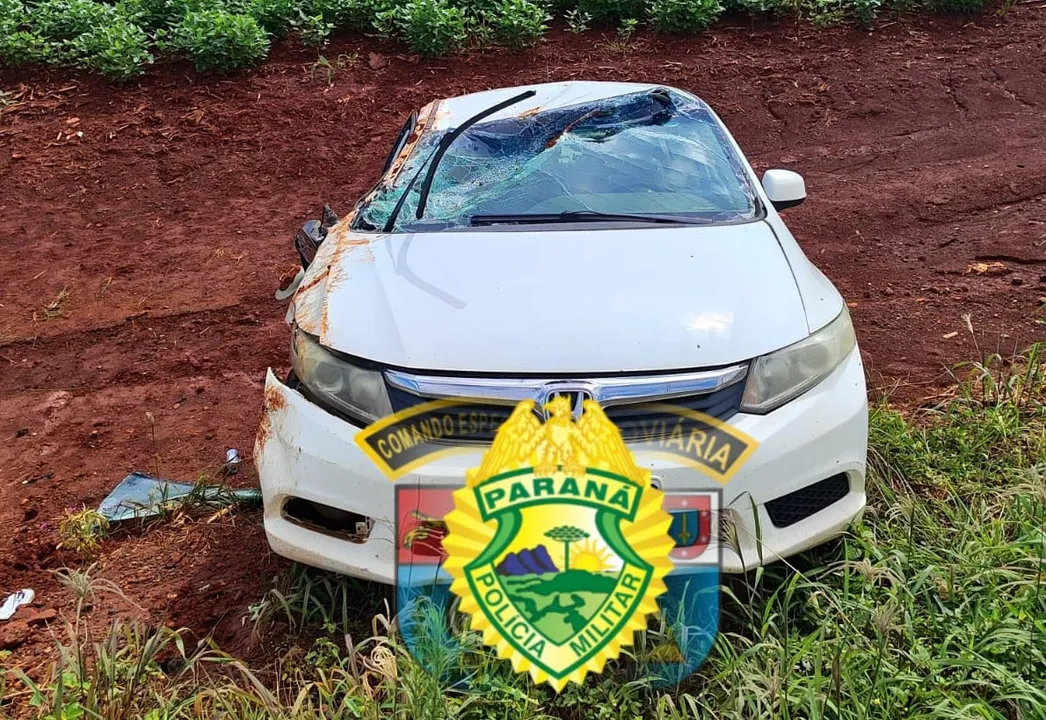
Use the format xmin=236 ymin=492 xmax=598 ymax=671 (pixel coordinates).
xmin=291 ymin=327 xmax=392 ymax=424
xmin=740 ymin=308 xmax=857 ymax=414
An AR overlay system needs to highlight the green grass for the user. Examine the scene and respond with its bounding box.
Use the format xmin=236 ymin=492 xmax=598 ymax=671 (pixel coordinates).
xmin=4 ymin=345 xmax=1045 ymax=719
xmin=1 ymin=0 xmax=999 ymax=79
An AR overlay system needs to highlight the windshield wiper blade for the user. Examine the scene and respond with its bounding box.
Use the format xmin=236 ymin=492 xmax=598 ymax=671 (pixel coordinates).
xmin=470 ymin=211 xmax=708 ymax=227
xmin=382 ymin=91 xmax=536 ymax=234
xmin=414 ymin=89 xmax=537 ymax=222
xmin=381 ymin=146 xmax=437 ymax=233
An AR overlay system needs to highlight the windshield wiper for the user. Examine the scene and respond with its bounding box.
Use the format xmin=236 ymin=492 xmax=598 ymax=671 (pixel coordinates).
xmin=413 ymin=89 xmax=537 ymax=223
xmin=381 ymin=147 xmax=437 ymax=233
xmin=470 ymin=210 xmax=709 ymax=227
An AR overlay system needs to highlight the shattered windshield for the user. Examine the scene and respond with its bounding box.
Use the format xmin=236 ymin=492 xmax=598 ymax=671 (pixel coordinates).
xmin=354 ymin=89 xmax=760 ymax=232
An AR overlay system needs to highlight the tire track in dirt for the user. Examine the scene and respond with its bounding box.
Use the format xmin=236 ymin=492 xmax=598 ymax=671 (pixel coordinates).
xmin=0 ymin=299 xmax=285 ymax=397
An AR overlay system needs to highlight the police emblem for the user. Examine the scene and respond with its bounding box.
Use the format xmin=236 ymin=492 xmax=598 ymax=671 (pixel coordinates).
xmin=443 ymin=396 xmax=674 ymax=691
xmin=665 ymin=493 xmax=716 ymax=561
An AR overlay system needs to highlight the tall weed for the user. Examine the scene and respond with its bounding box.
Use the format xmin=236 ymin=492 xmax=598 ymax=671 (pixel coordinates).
xmin=71 ymin=18 xmax=153 ymax=78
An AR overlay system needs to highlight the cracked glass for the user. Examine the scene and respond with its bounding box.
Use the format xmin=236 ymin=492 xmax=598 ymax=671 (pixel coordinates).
xmin=354 ymin=88 xmax=760 ymax=233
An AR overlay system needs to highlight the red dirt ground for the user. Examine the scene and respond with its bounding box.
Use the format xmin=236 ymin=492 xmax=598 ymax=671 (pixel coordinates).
xmin=2 ymin=10 xmax=1045 ymax=677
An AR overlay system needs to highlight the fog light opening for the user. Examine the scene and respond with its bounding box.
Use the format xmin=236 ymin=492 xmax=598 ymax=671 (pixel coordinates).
xmin=283 ymin=497 xmax=372 ymax=544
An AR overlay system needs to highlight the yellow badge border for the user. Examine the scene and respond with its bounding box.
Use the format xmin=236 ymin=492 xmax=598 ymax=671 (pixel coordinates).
xmin=354 ymin=399 xmax=482 ymax=480
xmin=442 ymin=399 xmax=675 ymax=691
xmin=631 ymin=402 xmax=759 ymax=485
xmin=356 ymin=399 xmax=758 ymax=483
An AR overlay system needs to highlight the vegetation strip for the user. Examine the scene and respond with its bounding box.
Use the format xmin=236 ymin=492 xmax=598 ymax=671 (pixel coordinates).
xmin=1 ymin=0 xmax=1004 ymax=79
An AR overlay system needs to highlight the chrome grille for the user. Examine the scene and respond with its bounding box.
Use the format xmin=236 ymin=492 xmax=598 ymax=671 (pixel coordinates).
xmin=384 ymin=365 xmax=748 ymax=443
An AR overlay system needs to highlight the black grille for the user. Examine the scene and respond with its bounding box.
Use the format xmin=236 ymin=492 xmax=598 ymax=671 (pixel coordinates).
xmin=765 ymin=474 xmax=850 ymax=528
xmin=606 ymin=381 xmax=744 ymax=439
xmin=386 ymin=378 xmax=744 ymax=443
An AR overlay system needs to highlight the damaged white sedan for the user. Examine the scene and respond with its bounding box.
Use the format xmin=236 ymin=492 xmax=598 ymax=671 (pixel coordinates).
xmin=255 ymin=81 xmax=868 ymax=583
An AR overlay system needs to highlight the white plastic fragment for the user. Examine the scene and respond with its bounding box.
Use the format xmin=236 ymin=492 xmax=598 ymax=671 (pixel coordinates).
xmin=0 ymin=588 xmax=35 ymax=621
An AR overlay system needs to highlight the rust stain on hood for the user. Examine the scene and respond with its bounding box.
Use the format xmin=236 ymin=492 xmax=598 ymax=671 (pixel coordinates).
xmin=315 ymin=225 xmax=383 ymax=339
xmin=384 ymin=100 xmax=438 ymax=187
xmin=327 ymin=223 xmax=379 ymax=270
xmin=296 ymin=265 xmax=330 ymax=296
xmin=294 ymin=209 xmax=382 ymax=338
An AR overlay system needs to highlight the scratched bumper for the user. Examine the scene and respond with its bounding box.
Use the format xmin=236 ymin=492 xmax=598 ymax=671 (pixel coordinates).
xmin=254 ymin=350 xmax=867 ymax=581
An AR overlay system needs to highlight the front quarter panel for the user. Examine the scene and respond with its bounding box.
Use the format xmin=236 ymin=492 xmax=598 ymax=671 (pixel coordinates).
xmin=697 ymin=98 xmax=846 ymax=334
xmin=292 ymin=218 xmax=345 ymax=336
xmin=762 ymin=214 xmax=845 ymax=332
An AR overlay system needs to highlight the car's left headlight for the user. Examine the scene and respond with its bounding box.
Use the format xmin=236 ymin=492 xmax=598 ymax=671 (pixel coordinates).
xmin=740 ymin=308 xmax=856 ymax=414
xmin=291 ymin=327 xmax=392 ymax=424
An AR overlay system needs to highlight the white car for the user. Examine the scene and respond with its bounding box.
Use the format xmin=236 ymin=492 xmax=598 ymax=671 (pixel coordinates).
xmin=255 ymin=81 xmax=868 ymax=583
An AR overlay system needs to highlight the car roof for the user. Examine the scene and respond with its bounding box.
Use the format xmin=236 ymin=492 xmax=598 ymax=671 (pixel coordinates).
xmin=425 ymin=81 xmax=691 ymax=131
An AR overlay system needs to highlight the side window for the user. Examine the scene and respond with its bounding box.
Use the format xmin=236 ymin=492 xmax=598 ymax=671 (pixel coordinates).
xmin=382 ymin=111 xmax=418 ymax=175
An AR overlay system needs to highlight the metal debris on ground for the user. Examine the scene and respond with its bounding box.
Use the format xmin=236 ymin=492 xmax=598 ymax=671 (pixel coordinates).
xmin=98 ymin=472 xmax=261 ymax=523
xmin=222 ymin=448 xmax=241 ymax=475
xmin=0 ymin=589 xmax=35 ymax=621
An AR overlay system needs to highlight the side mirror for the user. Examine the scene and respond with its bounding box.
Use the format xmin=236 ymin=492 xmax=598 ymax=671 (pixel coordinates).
xmin=294 ymin=220 xmax=323 ymax=270
xmin=293 ymin=204 xmax=339 ymax=270
xmin=762 ymin=169 xmax=806 ymax=211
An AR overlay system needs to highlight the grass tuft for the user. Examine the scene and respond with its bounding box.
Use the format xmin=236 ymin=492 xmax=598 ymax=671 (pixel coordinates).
xmin=56 ymin=507 xmax=109 ymax=556
xmin=40 ymin=287 xmax=70 ymax=321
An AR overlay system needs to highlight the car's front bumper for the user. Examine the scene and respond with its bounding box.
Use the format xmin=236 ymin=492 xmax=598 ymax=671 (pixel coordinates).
xmin=255 ymin=350 xmax=868 ymax=583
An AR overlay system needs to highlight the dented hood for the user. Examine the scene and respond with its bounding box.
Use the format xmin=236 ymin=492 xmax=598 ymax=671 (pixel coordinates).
xmin=293 ymin=221 xmax=811 ymax=374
